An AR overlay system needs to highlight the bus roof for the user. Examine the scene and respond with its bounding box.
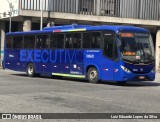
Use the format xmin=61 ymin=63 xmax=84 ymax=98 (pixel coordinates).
xmin=6 ymin=24 xmax=149 ymax=36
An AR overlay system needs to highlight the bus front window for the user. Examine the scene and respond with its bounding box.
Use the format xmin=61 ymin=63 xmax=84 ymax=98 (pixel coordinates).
xmin=120 ymin=33 xmax=155 ymax=64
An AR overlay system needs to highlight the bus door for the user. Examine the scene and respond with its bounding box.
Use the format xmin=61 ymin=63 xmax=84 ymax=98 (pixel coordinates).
xmin=102 ymin=31 xmax=117 ymax=81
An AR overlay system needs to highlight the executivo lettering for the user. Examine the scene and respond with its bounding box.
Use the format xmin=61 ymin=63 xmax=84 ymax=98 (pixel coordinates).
xmin=20 ymin=50 xmax=84 ymax=64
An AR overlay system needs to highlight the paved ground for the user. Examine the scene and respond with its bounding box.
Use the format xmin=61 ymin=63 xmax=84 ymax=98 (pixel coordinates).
xmin=0 ymin=69 xmax=160 ymax=122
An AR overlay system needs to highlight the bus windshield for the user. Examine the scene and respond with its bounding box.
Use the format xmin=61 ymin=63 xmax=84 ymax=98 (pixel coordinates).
xmin=119 ymin=33 xmax=155 ymax=64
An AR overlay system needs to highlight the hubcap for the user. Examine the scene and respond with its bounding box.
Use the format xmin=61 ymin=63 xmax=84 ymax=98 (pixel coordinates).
xmin=89 ymin=70 xmax=97 ymax=80
xmin=28 ymin=66 xmax=33 ymax=75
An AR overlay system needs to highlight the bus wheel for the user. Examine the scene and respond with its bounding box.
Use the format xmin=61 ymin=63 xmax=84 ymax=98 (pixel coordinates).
xmin=87 ymin=67 xmax=99 ymax=83
xmin=26 ymin=63 xmax=35 ymax=77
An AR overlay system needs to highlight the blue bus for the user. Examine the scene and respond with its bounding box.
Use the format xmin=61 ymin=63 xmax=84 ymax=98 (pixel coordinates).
xmin=4 ymin=24 xmax=155 ymax=83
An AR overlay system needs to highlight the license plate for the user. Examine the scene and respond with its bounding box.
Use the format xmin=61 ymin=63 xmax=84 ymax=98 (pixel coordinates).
xmin=139 ymin=76 xmax=145 ymax=80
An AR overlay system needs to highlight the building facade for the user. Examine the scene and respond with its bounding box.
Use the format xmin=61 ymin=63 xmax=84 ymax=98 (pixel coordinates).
xmin=0 ymin=0 xmax=160 ymax=69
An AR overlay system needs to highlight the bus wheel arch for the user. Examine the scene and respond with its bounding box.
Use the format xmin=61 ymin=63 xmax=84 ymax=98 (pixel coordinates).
xmin=86 ymin=65 xmax=100 ymax=83
xmin=2 ymin=60 xmax=5 ymax=69
xmin=26 ymin=63 xmax=36 ymax=77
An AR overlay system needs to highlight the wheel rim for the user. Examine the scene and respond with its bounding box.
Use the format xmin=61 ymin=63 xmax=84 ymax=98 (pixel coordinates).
xmin=28 ymin=66 xmax=33 ymax=75
xmin=89 ymin=70 xmax=97 ymax=80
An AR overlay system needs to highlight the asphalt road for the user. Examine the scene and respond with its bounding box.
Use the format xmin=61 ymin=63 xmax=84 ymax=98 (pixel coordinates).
xmin=0 ymin=69 xmax=160 ymax=122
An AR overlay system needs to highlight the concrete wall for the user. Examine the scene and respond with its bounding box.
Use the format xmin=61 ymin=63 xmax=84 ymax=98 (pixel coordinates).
xmin=0 ymin=0 xmax=19 ymax=19
xmin=156 ymin=30 xmax=160 ymax=71
xmin=0 ymin=21 xmax=5 ymax=66
xmin=20 ymin=0 xmax=160 ymax=20
xmin=19 ymin=10 xmax=160 ymax=26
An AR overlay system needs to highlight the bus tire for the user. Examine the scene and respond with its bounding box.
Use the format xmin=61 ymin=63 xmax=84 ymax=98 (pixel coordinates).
xmin=87 ymin=67 xmax=99 ymax=83
xmin=26 ymin=63 xmax=35 ymax=77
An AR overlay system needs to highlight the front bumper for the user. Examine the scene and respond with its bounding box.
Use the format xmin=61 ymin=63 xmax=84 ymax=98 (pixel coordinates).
xmin=119 ymin=71 xmax=155 ymax=82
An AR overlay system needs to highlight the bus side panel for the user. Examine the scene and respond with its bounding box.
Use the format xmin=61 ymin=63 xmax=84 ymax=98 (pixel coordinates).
xmin=39 ymin=50 xmax=61 ymax=74
xmin=5 ymin=49 xmax=16 ymax=70
xmin=84 ymin=50 xmax=101 ymax=79
xmin=84 ymin=50 xmax=114 ymax=81
xmin=5 ymin=49 xmax=26 ymax=72
xmin=100 ymin=57 xmax=114 ymax=81
xmin=62 ymin=49 xmax=71 ymax=74
xmin=69 ymin=50 xmax=84 ymax=75
xmin=32 ymin=49 xmax=84 ymax=75
xmin=113 ymin=62 xmax=122 ymax=81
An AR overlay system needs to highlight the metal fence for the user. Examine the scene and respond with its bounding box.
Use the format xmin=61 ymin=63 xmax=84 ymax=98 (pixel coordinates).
xmin=21 ymin=0 xmax=160 ymax=20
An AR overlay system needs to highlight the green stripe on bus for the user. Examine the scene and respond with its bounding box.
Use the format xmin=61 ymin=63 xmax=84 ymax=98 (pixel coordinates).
xmin=52 ymin=73 xmax=85 ymax=78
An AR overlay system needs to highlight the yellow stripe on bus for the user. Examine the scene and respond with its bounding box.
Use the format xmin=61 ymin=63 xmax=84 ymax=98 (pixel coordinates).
xmin=68 ymin=28 xmax=86 ymax=32
xmin=52 ymin=73 xmax=85 ymax=78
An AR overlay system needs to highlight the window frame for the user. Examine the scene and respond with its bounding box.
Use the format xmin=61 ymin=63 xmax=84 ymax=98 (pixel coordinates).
xmin=56 ymin=33 xmax=65 ymax=49
xmin=35 ymin=34 xmax=50 ymax=49
xmin=50 ymin=33 xmax=57 ymax=49
xmin=65 ymin=32 xmax=82 ymax=49
xmin=24 ymin=35 xmax=36 ymax=49
xmin=90 ymin=31 xmax=102 ymax=49
xmin=82 ymin=31 xmax=103 ymax=49
xmin=12 ymin=36 xmax=24 ymax=49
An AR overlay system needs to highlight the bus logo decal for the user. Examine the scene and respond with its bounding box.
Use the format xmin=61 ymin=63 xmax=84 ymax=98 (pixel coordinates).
xmin=86 ymin=54 xmax=94 ymax=59
xmin=20 ymin=50 xmax=84 ymax=64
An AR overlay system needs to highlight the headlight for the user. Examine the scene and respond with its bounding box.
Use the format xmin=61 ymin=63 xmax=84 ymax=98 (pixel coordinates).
xmin=121 ymin=65 xmax=131 ymax=73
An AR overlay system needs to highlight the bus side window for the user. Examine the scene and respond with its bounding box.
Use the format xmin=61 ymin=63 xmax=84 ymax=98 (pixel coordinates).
xmin=65 ymin=33 xmax=81 ymax=49
xmin=83 ymin=33 xmax=92 ymax=49
xmin=42 ymin=35 xmax=50 ymax=48
xmin=36 ymin=35 xmax=50 ymax=49
xmin=104 ymin=39 xmax=113 ymax=59
xmin=91 ymin=32 xmax=101 ymax=49
xmin=50 ymin=34 xmax=57 ymax=48
xmin=13 ymin=36 xmax=23 ymax=49
xmin=66 ymin=34 xmax=73 ymax=49
xmin=36 ymin=36 xmax=42 ymax=49
xmin=103 ymin=35 xmax=117 ymax=60
xmin=57 ymin=34 xmax=64 ymax=49
xmin=6 ymin=36 xmax=13 ymax=49
xmin=29 ymin=36 xmax=35 ymax=48
xmin=73 ymin=33 xmax=81 ymax=48
xmin=24 ymin=36 xmax=35 ymax=49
